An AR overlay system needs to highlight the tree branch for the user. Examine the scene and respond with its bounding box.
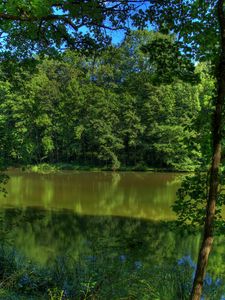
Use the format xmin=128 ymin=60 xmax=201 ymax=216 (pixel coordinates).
xmin=0 ymin=13 xmax=69 ymax=22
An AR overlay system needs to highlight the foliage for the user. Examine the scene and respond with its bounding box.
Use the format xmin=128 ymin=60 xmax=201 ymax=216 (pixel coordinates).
xmin=0 ymin=245 xmax=223 ymax=300
xmin=0 ymin=173 xmax=9 ymax=197
xmin=1 ymin=245 xmax=223 ymax=300
xmin=141 ymin=35 xmax=199 ymax=84
xmin=48 ymin=288 xmax=64 ymax=300
xmin=28 ymin=164 xmax=59 ymax=174
xmin=173 ymin=171 xmax=209 ymax=233
xmin=0 ymin=0 xmax=150 ymax=57
xmin=173 ymin=167 xmax=225 ymax=234
xmin=0 ymin=1 xmax=222 ymax=299
xmin=0 ymin=31 xmax=214 ymax=171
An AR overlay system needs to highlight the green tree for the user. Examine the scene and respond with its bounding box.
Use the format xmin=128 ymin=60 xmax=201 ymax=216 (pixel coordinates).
xmin=0 ymin=31 xmax=210 ymax=171
xmin=0 ymin=2 xmax=222 ymax=298
xmin=141 ymin=1 xmax=225 ymax=298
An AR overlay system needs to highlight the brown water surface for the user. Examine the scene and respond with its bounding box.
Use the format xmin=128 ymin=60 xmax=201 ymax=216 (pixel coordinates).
xmin=1 ymin=171 xmax=180 ymax=220
xmin=0 ymin=170 xmax=223 ymax=280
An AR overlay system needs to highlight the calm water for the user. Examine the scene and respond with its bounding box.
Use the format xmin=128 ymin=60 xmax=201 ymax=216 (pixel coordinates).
xmin=0 ymin=171 xmax=224 ymax=281
xmin=2 ymin=171 xmax=180 ymax=219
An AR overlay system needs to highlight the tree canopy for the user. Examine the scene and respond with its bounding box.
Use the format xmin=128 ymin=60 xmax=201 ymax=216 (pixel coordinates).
xmin=0 ymin=31 xmax=214 ymax=171
xmin=0 ymin=0 xmax=149 ymax=56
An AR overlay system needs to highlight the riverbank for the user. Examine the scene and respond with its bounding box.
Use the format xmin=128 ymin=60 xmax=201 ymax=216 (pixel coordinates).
xmin=4 ymin=163 xmax=196 ymax=174
xmin=0 ymin=244 xmax=217 ymax=300
xmin=0 ymin=240 xmax=222 ymax=300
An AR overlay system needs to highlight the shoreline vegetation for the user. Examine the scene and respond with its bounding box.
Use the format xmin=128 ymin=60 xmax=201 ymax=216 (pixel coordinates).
xmin=0 ymin=34 xmax=214 ymax=175
xmin=3 ymin=163 xmax=196 ymax=174
xmin=0 ymin=245 xmax=203 ymax=300
xmin=0 ymin=221 xmax=222 ymax=300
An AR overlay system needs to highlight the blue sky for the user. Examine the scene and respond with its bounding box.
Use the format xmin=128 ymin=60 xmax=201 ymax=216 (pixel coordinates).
xmin=53 ymin=2 xmax=151 ymax=46
xmin=108 ymin=29 xmax=126 ymax=45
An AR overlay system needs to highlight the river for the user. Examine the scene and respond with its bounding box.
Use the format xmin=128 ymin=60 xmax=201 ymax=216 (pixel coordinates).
xmin=0 ymin=170 xmax=224 ymax=298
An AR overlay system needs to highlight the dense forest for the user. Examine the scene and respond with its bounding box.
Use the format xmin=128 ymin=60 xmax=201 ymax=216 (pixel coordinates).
xmin=0 ymin=31 xmax=214 ymax=171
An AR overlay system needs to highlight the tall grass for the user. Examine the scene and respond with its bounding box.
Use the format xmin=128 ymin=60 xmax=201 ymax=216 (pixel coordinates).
xmin=0 ymin=246 xmax=223 ymax=299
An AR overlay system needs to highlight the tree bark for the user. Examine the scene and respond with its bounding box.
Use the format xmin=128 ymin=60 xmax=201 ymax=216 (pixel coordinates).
xmin=190 ymin=1 xmax=225 ymax=299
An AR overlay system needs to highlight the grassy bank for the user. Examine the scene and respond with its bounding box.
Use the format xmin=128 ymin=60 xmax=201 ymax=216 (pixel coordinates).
xmin=0 ymin=245 xmax=222 ymax=300
xmin=7 ymin=163 xmax=196 ymax=174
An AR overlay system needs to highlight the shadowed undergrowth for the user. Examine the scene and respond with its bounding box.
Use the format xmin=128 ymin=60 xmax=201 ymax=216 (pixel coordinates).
xmin=0 ymin=246 xmax=223 ymax=300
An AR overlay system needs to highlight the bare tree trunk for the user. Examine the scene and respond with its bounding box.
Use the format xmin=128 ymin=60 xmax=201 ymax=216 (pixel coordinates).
xmin=190 ymin=1 xmax=225 ymax=299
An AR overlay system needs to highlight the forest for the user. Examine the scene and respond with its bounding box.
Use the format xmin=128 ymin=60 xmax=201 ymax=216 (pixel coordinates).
xmin=0 ymin=31 xmax=214 ymax=171
xmin=0 ymin=1 xmax=224 ymax=300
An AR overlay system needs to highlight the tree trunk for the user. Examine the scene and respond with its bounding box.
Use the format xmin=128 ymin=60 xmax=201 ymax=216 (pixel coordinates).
xmin=190 ymin=1 xmax=225 ymax=299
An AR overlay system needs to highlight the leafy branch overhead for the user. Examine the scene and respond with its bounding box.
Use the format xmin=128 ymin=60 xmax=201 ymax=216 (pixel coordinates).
xmin=0 ymin=1 xmax=221 ymax=62
xmin=0 ymin=0 xmax=149 ymax=54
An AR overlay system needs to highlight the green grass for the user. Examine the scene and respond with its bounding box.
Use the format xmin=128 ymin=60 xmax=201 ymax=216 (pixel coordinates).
xmin=0 ymin=245 xmax=223 ymax=300
xmin=16 ymin=162 xmax=196 ymax=174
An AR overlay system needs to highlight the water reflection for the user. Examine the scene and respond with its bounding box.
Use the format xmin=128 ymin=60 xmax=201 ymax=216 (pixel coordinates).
xmin=1 ymin=171 xmax=180 ymax=220
xmin=0 ymin=208 xmax=221 ymax=273
xmin=2 ymin=208 xmax=200 ymax=266
xmin=0 ymin=171 xmax=224 ymax=298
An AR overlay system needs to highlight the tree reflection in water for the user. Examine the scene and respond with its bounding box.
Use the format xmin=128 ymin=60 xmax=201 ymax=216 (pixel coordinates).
xmin=0 ymin=171 xmax=224 ymax=298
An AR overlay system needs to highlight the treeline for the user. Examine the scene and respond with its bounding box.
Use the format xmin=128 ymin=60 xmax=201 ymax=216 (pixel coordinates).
xmin=0 ymin=31 xmax=214 ymax=170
